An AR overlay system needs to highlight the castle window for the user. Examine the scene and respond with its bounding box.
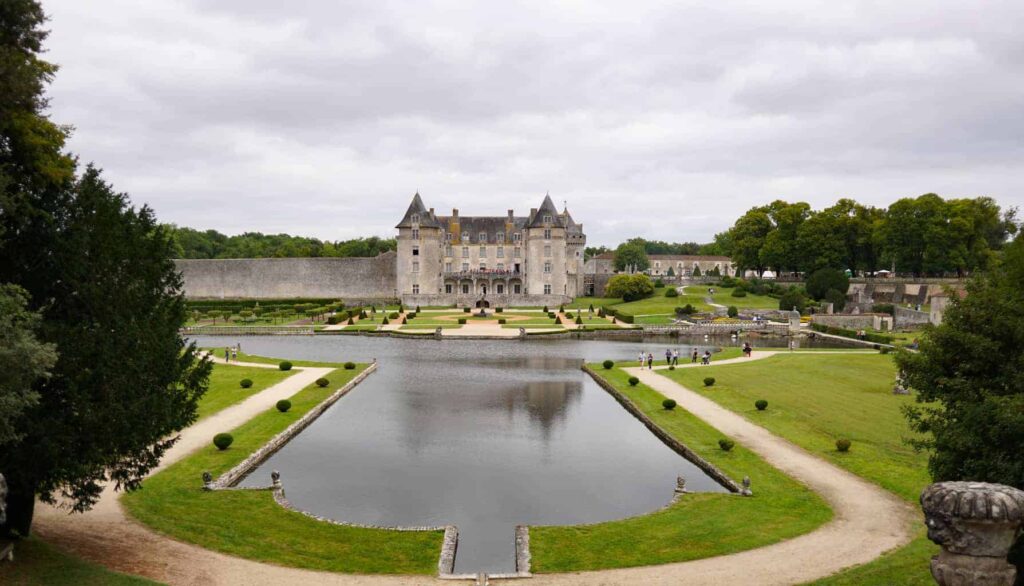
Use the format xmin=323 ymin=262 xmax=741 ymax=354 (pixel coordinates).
xmin=412 ymin=261 xmax=419 ymax=272
xmin=544 ymin=261 xmax=552 ymax=273
xmin=544 ymin=284 xmax=552 ymax=294
xmin=496 ymin=283 xmax=504 ymax=294
xmin=445 ymin=262 xmax=452 ymax=272
xmin=412 ymin=246 xmax=419 ymax=256
xmin=462 ymin=262 xmax=469 ymax=271
xmin=480 ymin=246 xmax=486 ymax=257
xmin=514 ymin=283 xmax=522 ymax=294
xmin=462 ymin=233 xmax=469 ymax=242
xmin=412 ymin=229 xmax=419 ymax=240
xmin=512 ymin=232 xmax=521 ymax=242
xmin=412 ymin=284 xmax=419 ymax=294
xmin=462 ymin=246 xmax=469 ymax=258
xmin=497 ymin=263 xmax=504 ymax=271
xmin=479 ymin=232 xmax=487 ymax=242
xmin=544 ymin=229 xmax=551 ymax=240
xmin=411 ymin=214 xmax=420 ymax=224
xmin=544 ymin=214 xmax=552 ymax=224
xmin=514 ymin=247 xmax=521 ymax=258
xmin=480 ymin=263 xmax=486 ymax=270
xmin=445 ymin=284 xmax=453 ymax=294
xmin=497 ymin=246 xmax=504 ymax=258
xmin=544 ymin=245 xmax=551 ymax=257
xmin=497 ymin=233 xmax=504 ymax=243
xmin=446 ymin=232 xmax=453 ymax=241
xmin=445 ymin=245 xmax=453 ymax=256
xmin=462 ymin=283 xmax=470 ymax=294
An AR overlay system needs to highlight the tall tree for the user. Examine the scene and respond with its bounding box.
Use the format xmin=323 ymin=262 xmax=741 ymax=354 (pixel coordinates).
xmin=759 ymin=200 xmax=811 ymax=274
xmin=727 ymin=206 xmax=773 ymax=276
xmin=0 ymin=2 xmax=210 ymax=536
xmin=0 ymin=284 xmax=56 ymax=447
xmin=612 ymin=239 xmax=650 ymax=272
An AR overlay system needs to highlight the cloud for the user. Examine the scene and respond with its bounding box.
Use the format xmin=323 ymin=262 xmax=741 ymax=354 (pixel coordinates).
xmin=42 ymin=0 xmax=1024 ymax=246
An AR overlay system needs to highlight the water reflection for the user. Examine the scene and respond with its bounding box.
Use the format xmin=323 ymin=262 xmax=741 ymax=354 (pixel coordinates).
xmin=193 ymin=335 xmax=842 ymax=574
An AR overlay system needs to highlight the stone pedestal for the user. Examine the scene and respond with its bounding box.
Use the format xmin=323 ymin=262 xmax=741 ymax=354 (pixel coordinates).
xmin=788 ymin=310 xmax=802 ymax=334
xmin=920 ymin=481 xmax=1024 ymax=585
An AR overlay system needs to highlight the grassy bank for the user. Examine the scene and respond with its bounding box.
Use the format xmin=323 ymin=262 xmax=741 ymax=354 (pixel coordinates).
xmin=197 ymin=362 xmax=293 ymax=420
xmin=122 ymin=362 xmax=443 ymax=574
xmin=660 ymin=353 xmax=936 ymax=585
xmin=0 ymin=538 xmax=157 ymax=585
xmin=529 ymin=366 xmax=832 ymax=572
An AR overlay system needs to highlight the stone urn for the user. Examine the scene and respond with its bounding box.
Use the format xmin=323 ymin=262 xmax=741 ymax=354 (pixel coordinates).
xmin=920 ymin=481 xmax=1024 ymax=585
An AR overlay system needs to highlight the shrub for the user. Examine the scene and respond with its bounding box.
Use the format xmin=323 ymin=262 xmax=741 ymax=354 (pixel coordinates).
xmin=872 ymin=303 xmax=896 ymax=316
xmin=416 ymin=305 xmax=421 ymax=312
xmin=566 ymin=311 xmax=575 ymax=319
xmin=692 ymin=266 xmax=702 ymax=277
xmin=498 ymin=318 xmax=506 ymax=324
xmin=824 ymin=288 xmax=847 ymax=312
xmin=381 ymin=315 xmax=389 ymax=325
xmin=400 ymin=316 xmax=407 ymax=324
xmin=654 ymin=279 xmax=665 ymax=288
xmin=347 ymin=317 xmax=354 ymax=325
xmin=731 ymin=289 xmax=747 ymax=297
xmin=779 ymin=288 xmax=808 ymax=313
xmin=327 ymin=316 xmax=339 ymax=325
xmin=806 ymin=268 xmax=850 ymax=301
xmin=602 ymin=360 xmax=614 ymax=369
xmin=389 ymin=312 xmax=400 ymax=319
xmin=316 ymin=377 xmax=330 ymax=388
xmin=720 ymin=276 xmax=737 ymax=288
xmin=704 ymin=377 xmax=715 ymax=387
xmin=662 ymin=399 xmax=677 ymax=410
xmin=605 ymin=273 xmax=655 ymax=301
xmin=543 ymin=305 xmax=548 ymax=313
xmin=279 ymin=361 xmax=293 ymax=371
xmin=360 ymin=310 xmax=368 ymax=319
xmin=597 ymin=307 xmax=606 ymax=317
xmin=276 ymin=399 xmax=292 ymax=413
xmin=588 ymin=303 xmax=594 ymax=312
xmin=755 ymin=399 xmax=768 ymax=411
xmin=675 ymin=304 xmax=697 ymax=316
xmin=559 ymin=304 xmax=565 ymax=312
xmin=718 ymin=438 xmax=734 ymax=451
xmin=495 ymin=307 xmax=503 ymax=313
xmin=463 ymin=307 xmax=471 ymax=313
xmin=239 ymin=378 xmax=253 ymax=388
xmin=836 ymin=438 xmax=852 ymax=452
xmin=727 ymin=305 xmax=739 ymax=318
xmin=548 ymin=312 xmax=556 ymax=319
xmin=458 ymin=318 xmax=467 ymax=324
xmin=628 ymin=376 xmax=639 ymax=386
xmin=879 ymin=346 xmax=892 ymax=354
xmin=213 ymin=433 xmax=233 ymax=450
xmin=575 ymin=315 xmax=583 ymax=324
xmin=665 ymin=287 xmax=678 ymax=298
xmin=668 ymin=365 xmax=675 ymax=370
xmin=344 ymin=361 xmax=355 ymax=369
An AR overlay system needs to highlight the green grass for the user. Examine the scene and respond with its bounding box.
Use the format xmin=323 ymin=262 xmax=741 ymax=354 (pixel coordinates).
xmin=613 ymin=287 xmax=711 ymax=316
xmin=705 ymin=287 xmax=780 ymax=310
xmin=660 ymin=353 xmax=938 ymax=585
xmin=0 ymin=537 xmax=158 ymax=585
xmin=529 ymin=366 xmax=832 ymax=572
xmin=399 ymin=324 xmax=462 ymax=330
xmin=500 ymin=324 xmax=564 ymax=329
xmin=197 ymin=363 xmax=293 ymax=420
xmin=205 ymin=350 xmax=350 ymax=369
xmin=123 ymin=363 xmax=443 ymax=574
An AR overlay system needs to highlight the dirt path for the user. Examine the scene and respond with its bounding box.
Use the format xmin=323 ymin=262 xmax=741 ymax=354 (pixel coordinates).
xmin=526 ymin=354 xmax=914 ymax=586
xmin=31 ymin=351 xmax=913 ymax=585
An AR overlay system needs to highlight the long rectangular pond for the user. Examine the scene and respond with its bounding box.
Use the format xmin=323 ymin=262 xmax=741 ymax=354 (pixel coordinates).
xmin=196 ymin=336 xmax=804 ymax=573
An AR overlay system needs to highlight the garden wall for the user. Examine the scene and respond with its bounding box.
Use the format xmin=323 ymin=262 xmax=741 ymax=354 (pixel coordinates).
xmin=175 ymin=252 xmax=397 ymax=300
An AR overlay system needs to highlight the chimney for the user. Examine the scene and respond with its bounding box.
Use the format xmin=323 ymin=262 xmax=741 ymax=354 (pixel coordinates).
xmin=507 ymin=209 xmax=514 ymax=220
xmin=452 ymin=208 xmax=459 ymax=219
xmin=429 ymin=207 xmax=435 ymax=216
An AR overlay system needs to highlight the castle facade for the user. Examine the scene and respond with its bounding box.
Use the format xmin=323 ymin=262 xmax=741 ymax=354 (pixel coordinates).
xmin=395 ymin=193 xmax=585 ymax=306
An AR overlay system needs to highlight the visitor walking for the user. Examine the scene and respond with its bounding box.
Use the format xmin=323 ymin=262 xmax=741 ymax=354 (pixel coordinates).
xmin=743 ymin=342 xmax=752 ymax=357
xmin=231 ymin=346 xmax=238 ymax=361
xmin=638 ymin=351 xmax=645 ymax=367
xmin=672 ymin=349 xmax=679 ymax=366
xmin=789 ymin=340 xmax=795 ymax=351
xmin=665 ymin=348 xmax=672 ymax=365
xmin=703 ymin=350 xmax=711 ymax=365
xmin=647 ymin=353 xmax=654 ymax=370
xmin=691 ymin=348 xmax=699 ymax=363
xmin=224 ymin=347 xmax=230 ymax=362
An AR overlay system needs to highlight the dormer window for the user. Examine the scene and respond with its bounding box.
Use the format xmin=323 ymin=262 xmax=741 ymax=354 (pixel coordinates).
xmin=411 ymin=213 xmax=420 ymax=224
xmin=543 ymin=214 xmax=552 ymax=223
xmin=462 ymin=233 xmax=469 ymax=242
xmin=496 ymin=233 xmax=504 ymax=243
xmin=479 ymin=231 xmax=487 ymax=242
xmin=512 ymin=233 xmax=521 ymax=242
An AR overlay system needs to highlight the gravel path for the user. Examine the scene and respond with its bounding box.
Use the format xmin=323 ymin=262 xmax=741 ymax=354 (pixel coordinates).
xmin=31 ymin=351 xmax=914 ymax=585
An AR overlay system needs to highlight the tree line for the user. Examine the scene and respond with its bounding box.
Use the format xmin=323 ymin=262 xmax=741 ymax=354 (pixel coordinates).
xmin=168 ymin=226 xmax=396 ymax=259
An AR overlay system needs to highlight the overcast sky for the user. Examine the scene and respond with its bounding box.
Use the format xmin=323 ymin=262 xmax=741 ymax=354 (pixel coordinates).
xmin=43 ymin=0 xmax=1024 ymax=247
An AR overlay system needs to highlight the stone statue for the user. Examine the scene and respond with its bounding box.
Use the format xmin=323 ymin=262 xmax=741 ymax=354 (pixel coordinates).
xmin=920 ymin=481 xmax=1024 ymax=585
xmin=893 ymin=370 xmax=910 ymax=395
xmin=0 ymin=473 xmax=7 ymax=526
xmin=202 ymin=471 xmax=213 ymax=490
xmin=434 ymin=327 xmax=443 ymax=339
xmin=675 ymin=476 xmax=687 ymax=494
xmin=741 ymin=476 xmax=753 ymax=497
xmin=271 ymin=470 xmax=281 ymax=487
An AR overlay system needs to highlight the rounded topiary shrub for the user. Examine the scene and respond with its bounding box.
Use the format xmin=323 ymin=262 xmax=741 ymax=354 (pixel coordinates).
xmin=668 ymin=365 xmax=675 ymax=370
xmin=836 ymin=438 xmax=852 ymax=452
xmin=213 ymin=433 xmax=233 ymax=450
xmin=718 ymin=439 xmax=735 ymax=452
xmin=389 ymin=312 xmax=400 ymax=319
xmin=665 ymin=288 xmax=678 ymax=298
xmin=548 ymin=312 xmax=556 ymax=319
xmin=755 ymin=399 xmax=768 ymax=411
xmin=344 ymin=361 xmax=356 ymax=370
xmin=566 ymin=311 xmax=574 ymax=319
xmin=704 ymin=377 xmax=715 ymax=387
xmin=727 ymin=305 xmax=739 ymax=318
xmin=276 ymin=400 xmax=292 ymax=413
xmin=239 ymin=378 xmax=253 ymax=389
xmin=628 ymin=376 xmax=639 ymax=386
xmin=495 ymin=307 xmax=503 ymax=313
xmin=316 ymin=377 xmax=330 ymax=388
xmin=731 ymin=289 xmax=748 ymax=297
xmin=602 ymin=359 xmax=614 ymax=370
xmin=498 ymin=318 xmax=506 ymax=324
xmin=662 ymin=399 xmax=677 ymax=410
xmin=279 ymin=361 xmax=293 ymax=371
xmin=458 ymin=318 xmax=467 ymax=324
xmin=463 ymin=307 xmax=471 ymax=313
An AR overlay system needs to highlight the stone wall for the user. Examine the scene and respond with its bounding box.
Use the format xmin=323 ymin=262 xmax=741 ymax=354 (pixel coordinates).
xmin=894 ymin=306 xmax=931 ymax=328
xmin=400 ymin=293 xmax=571 ymax=308
xmin=175 ymin=252 xmax=397 ymax=300
xmin=812 ymin=314 xmax=893 ymax=331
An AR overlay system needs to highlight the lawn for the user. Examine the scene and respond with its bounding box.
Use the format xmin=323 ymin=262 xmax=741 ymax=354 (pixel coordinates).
xmin=197 ymin=362 xmax=293 ymax=420
xmin=122 ymin=362 xmax=443 ymax=574
xmin=706 ymin=287 xmax=780 ymax=310
xmin=529 ymin=366 xmax=832 ymax=572
xmin=612 ymin=287 xmax=711 ymax=316
xmin=0 ymin=537 xmax=157 ymax=585
xmin=660 ymin=352 xmax=937 ymax=585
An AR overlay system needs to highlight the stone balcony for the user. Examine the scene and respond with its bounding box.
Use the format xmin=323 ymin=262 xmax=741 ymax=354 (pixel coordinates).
xmin=443 ymin=270 xmax=523 ymax=279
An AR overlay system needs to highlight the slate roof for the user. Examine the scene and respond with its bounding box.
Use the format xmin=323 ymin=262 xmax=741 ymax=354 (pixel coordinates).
xmin=527 ymin=194 xmax=565 ymax=228
xmin=395 ymin=193 xmax=441 ymax=229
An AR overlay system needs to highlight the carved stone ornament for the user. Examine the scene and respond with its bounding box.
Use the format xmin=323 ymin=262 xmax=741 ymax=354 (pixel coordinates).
xmin=202 ymin=471 xmax=213 ymax=490
xmin=920 ymin=481 xmax=1024 ymax=585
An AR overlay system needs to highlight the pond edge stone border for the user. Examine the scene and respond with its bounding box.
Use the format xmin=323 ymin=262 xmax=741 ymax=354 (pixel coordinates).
xmin=582 ymin=364 xmax=743 ymax=494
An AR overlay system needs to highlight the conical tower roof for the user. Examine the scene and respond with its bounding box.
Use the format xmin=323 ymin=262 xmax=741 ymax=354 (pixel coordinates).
xmin=527 ymin=193 xmax=564 ymax=228
xmin=395 ymin=192 xmax=440 ymax=228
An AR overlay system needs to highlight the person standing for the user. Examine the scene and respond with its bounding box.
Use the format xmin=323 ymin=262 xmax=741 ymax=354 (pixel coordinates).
xmin=703 ymin=350 xmax=712 ymax=365
xmin=647 ymin=352 xmax=654 ymax=370
xmin=639 ymin=350 xmax=645 ymax=367
xmin=691 ymin=348 xmax=699 ymax=363
xmin=231 ymin=346 xmax=238 ymax=361
xmin=665 ymin=348 xmax=672 ymax=365
xmin=224 ymin=346 xmax=230 ymax=362
xmin=672 ymin=349 xmax=679 ymax=366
